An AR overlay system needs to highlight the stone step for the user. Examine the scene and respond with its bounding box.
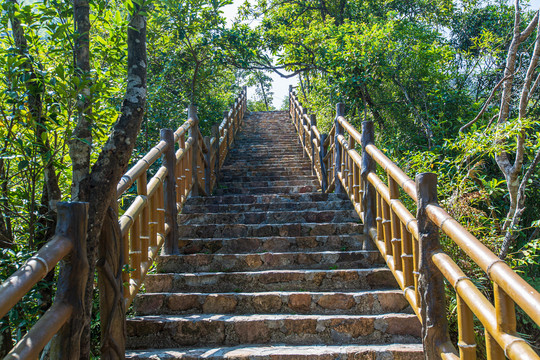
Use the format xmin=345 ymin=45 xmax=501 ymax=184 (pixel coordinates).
xmin=178 ymin=234 xmax=371 ymax=255
xmin=144 ymin=268 xmax=397 ymax=293
xmin=216 ymin=179 xmax=319 ymax=189
xmin=157 ymin=250 xmax=379 ymax=272
xmin=217 ymin=175 xmax=317 ymax=183
xmin=219 ymin=169 xmax=313 ymax=178
xmin=125 ymin=344 xmax=424 ymax=359
xmin=182 ymin=200 xmax=351 ymax=214
xmin=220 ymin=164 xmax=312 ymax=172
xmin=126 ymin=313 xmax=422 ymax=348
xmin=185 ymin=192 xmax=348 ymax=206
xmin=177 ymin=222 xmax=362 ymax=239
xmin=133 ymin=290 xmax=411 ymax=316
xmin=213 ymin=185 xmax=319 ymax=195
xmin=178 ymin=210 xmax=358 ymax=225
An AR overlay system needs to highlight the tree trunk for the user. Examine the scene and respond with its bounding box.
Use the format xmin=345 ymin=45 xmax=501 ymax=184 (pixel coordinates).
xmin=70 ymin=0 xmax=92 ymax=201
xmin=79 ymin=7 xmax=148 ymax=359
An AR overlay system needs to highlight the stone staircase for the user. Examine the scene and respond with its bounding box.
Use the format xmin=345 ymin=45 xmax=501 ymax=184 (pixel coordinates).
xmin=125 ymin=111 xmax=423 ymax=359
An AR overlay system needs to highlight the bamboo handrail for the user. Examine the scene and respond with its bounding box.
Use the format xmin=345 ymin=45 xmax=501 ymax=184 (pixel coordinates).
xmin=0 ymin=203 xmax=88 ymax=359
xmin=115 ymin=87 xmax=247 ymax=312
xmin=288 ymin=88 xmax=540 ymax=359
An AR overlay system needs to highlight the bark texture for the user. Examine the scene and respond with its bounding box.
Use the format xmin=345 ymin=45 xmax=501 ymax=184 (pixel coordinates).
xmin=79 ymin=9 xmax=148 ymax=359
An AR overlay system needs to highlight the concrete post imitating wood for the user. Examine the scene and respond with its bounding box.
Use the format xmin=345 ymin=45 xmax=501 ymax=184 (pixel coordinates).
xmin=334 ymin=103 xmax=345 ymax=194
xmin=161 ymin=128 xmax=179 ymax=255
xmin=319 ymin=133 xmax=328 ymax=192
xmin=361 ymin=121 xmax=376 ymax=250
xmin=203 ymin=136 xmax=211 ymax=196
xmin=224 ymin=110 xmax=230 ymax=155
xmin=310 ymin=114 xmax=317 ymax=176
xmin=189 ymin=105 xmax=200 ymax=197
xmin=301 ymin=108 xmax=307 ymax=157
xmin=416 ymin=172 xmax=451 ymax=359
xmin=48 ymin=202 xmax=89 ymax=360
xmin=97 ymin=206 xmax=125 ymax=360
xmin=211 ymin=125 xmax=220 ymax=189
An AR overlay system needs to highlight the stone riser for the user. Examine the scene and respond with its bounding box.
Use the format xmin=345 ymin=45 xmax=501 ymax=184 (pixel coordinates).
xmin=182 ymin=200 xmax=349 ymax=214
xmin=177 ymin=222 xmax=363 ymax=239
xmin=134 ymin=290 xmax=411 ymax=316
xmin=157 ymin=250 xmax=379 ymax=272
xmin=144 ymin=268 xmax=397 ymax=293
xmin=217 ymin=175 xmax=317 ymax=183
xmin=213 ymin=186 xmax=319 ymax=196
xmin=126 ymin=344 xmax=424 ymax=360
xmin=126 ymin=313 xmax=421 ymax=348
xmin=178 ymin=210 xmax=359 ymax=226
xmin=186 ymin=193 xmax=348 ymax=206
xmin=216 ymin=179 xmax=319 ymax=189
xmin=178 ymin=235 xmax=371 ymax=255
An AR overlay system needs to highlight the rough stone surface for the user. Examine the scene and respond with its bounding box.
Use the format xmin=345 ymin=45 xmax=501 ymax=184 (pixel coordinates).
xmin=127 ymin=111 xmax=422 ymax=358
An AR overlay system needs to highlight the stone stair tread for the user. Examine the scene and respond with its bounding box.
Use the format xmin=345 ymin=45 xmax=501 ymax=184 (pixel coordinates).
xmin=126 ymin=344 xmax=424 ymax=359
xmin=156 ymin=250 xmax=382 ymax=272
xmin=144 ymin=268 xmax=398 ymax=293
xmin=186 ymin=192 xmax=348 ymax=205
xmin=182 ymin=200 xmax=353 ymax=213
xmin=178 ymin=210 xmax=359 ymax=225
xmin=133 ymin=290 xmax=412 ymax=315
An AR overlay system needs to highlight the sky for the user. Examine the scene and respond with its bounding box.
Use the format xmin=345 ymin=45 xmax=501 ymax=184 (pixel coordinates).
xmin=222 ymin=0 xmax=540 ymax=108
xmin=222 ymin=0 xmax=295 ymax=109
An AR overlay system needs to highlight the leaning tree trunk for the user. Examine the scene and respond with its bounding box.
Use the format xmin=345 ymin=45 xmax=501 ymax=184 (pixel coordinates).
xmin=77 ymin=7 xmax=148 ymax=359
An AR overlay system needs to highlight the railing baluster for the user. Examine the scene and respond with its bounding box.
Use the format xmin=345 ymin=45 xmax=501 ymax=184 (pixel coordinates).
xmin=388 ymin=176 xmax=402 ymax=271
xmin=401 ymin=222 xmax=414 ymax=288
xmin=457 ymin=294 xmax=477 ymax=359
xmin=189 ymin=106 xmax=200 ymax=197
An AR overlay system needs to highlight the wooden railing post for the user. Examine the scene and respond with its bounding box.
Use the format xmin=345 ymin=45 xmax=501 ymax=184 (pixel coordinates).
xmin=416 ymin=172 xmax=452 ymax=359
xmin=334 ymin=103 xmax=345 ymax=194
xmin=97 ymin=205 xmax=125 ymax=360
xmin=319 ymin=133 xmax=328 ymax=192
xmin=161 ymin=128 xmax=179 ymax=255
xmin=203 ymin=136 xmax=211 ymax=195
xmin=224 ymin=110 xmax=230 ymax=155
xmin=361 ymin=121 xmax=376 ymax=249
xmin=301 ymin=108 xmax=307 ymax=157
xmin=212 ymin=124 xmax=220 ymax=189
xmin=310 ymin=114 xmax=317 ymax=176
xmin=189 ymin=105 xmax=200 ymax=197
xmin=48 ymin=202 xmax=89 ymax=360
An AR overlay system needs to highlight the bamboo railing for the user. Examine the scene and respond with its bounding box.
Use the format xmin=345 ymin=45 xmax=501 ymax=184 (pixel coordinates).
xmin=0 ymin=202 xmax=88 ymax=360
xmin=0 ymin=88 xmax=247 ymax=360
xmin=289 ymin=87 xmax=540 ymax=360
xmin=116 ymin=88 xmax=247 ymax=309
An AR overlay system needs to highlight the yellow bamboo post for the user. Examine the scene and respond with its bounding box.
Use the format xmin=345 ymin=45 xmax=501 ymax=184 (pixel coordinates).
xmin=130 ymin=215 xmax=141 ymax=283
xmin=416 ymin=172 xmax=452 ymax=358
xmin=178 ymin=133 xmax=186 ymax=203
xmin=457 ymin=294 xmax=477 ymax=359
xmin=485 ymin=330 xmax=505 ymax=360
xmin=122 ymin=231 xmax=130 ymax=297
xmin=157 ymin=183 xmax=165 ymax=239
xmin=211 ymin=124 xmax=220 ymax=190
xmin=376 ymin=193 xmax=384 ymax=249
xmin=204 ymin=136 xmax=211 ymax=195
xmin=401 ymin=222 xmax=414 ymax=288
xmin=382 ymin=198 xmax=393 ymax=256
xmin=310 ymin=114 xmax=317 ymax=176
xmin=388 ymin=176 xmax=402 ymax=271
xmin=489 ymin=283 xmax=515 ymax=359
xmin=149 ymin=192 xmax=158 ymax=249
xmin=137 ymin=174 xmax=150 ymax=275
